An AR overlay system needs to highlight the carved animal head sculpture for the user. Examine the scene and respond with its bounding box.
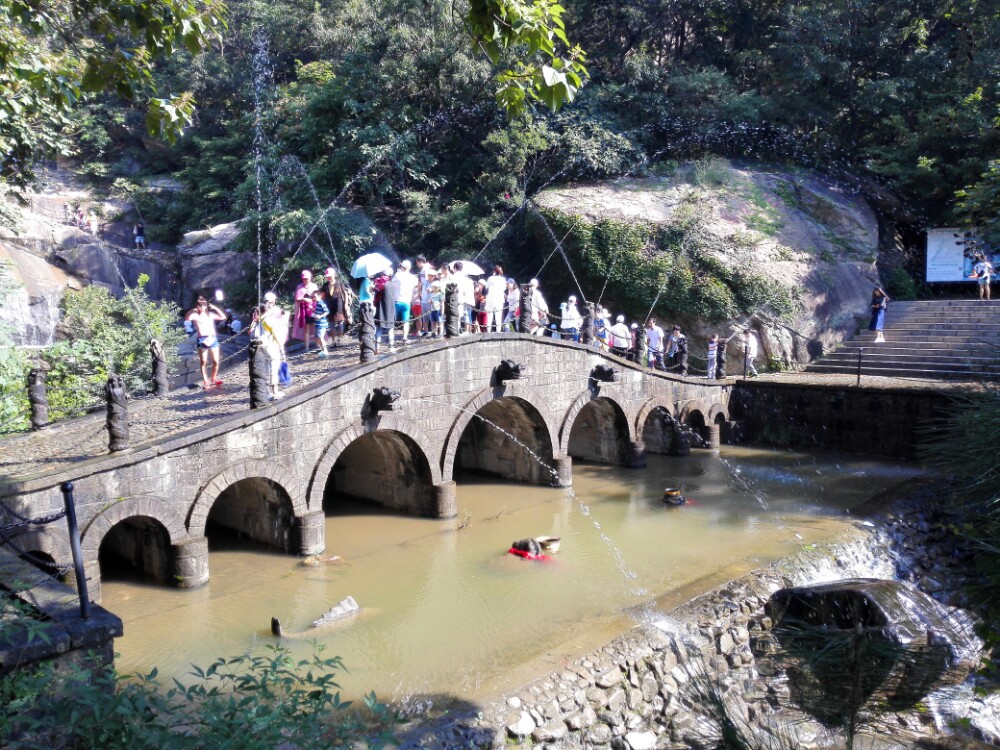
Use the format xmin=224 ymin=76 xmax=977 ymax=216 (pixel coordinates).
xmin=370 ymin=387 xmax=402 ymax=414
xmin=495 ymin=359 xmax=524 ymax=385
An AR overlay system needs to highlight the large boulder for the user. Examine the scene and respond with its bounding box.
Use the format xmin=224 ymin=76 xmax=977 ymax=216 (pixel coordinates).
xmin=177 ymin=221 xmax=247 ymax=295
xmin=0 ymin=242 xmax=81 ymax=347
xmin=534 ymin=161 xmax=883 ymax=367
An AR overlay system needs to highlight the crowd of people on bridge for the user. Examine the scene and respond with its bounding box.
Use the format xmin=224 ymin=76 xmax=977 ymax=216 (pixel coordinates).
xmin=242 ymin=258 xmax=764 ymax=379
xmin=182 ymin=256 xmax=765 ymax=393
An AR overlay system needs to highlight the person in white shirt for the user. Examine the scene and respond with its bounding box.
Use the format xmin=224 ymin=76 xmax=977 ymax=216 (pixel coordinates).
xmin=645 ymin=317 xmax=664 ymax=369
xmin=742 ymin=328 xmax=759 ymax=377
xmin=972 ymin=254 xmax=994 ymax=301
xmin=559 ymin=295 xmax=582 ymax=342
xmin=484 ymin=265 xmax=507 ymax=332
xmin=503 ymin=278 xmax=520 ymax=331
xmin=393 ymin=260 xmax=419 ymax=340
xmin=528 ymin=278 xmax=549 ymax=335
xmin=608 ymin=314 xmax=631 ymax=357
xmin=452 ymin=262 xmax=476 ymax=333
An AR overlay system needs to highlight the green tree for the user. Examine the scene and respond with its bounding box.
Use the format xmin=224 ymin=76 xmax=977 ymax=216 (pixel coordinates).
xmin=0 ymin=0 xmax=226 ymax=187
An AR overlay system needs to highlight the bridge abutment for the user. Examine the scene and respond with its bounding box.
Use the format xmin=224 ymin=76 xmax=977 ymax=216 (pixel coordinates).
xmin=552 ymin=456 xmax=572 ymax=487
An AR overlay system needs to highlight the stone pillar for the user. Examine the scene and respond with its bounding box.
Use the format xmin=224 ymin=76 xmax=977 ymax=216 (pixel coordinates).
xmin=27 ymin=368 xmax=48 ymax=429
xmin=444 ymin=283 xmax=461 ymax=338
xmin=551 ymin=456 xmax=573 ymax=487
xmin=173 ymin=537 xmax=209 ymax=589
xmin=433 ymin=481 xmax=457 ymax=519
xmin=581 ymin=302 xmax=595 ymax=345
xmin=702 ymin=424 xmax=721 ymax=449
xmin=150 ymin=339 xmax=169 ymax=396
xmin=297 ymin=511 xmax=326 ymax=555
xmin=359 ymin=301 xmax=376 ymax=362
xmin=248 ymin=338 xmax=269 ymax=408
xmin=625 ymin=440 xmax=647 ymax=468
xmin=105 ymin=374 xmax=129 ymax=452
xmin=519 ymin=283 xmax=533 ymax=333
xmin=635 ymin=327 xmax=648 ymax=367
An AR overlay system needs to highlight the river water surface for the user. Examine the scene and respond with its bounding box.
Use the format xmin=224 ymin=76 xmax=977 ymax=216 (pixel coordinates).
xmin=101 ymin=446 xmax=921 ymax=705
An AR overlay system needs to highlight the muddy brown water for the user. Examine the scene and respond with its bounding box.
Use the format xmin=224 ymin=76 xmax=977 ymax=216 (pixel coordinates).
xmin=101 ymin=446 xmax=922 ymax=705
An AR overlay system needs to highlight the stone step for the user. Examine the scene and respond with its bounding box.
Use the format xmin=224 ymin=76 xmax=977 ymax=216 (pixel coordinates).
xmin=889 ymin=300 xmax=1000 ymax=309
xmin=814 ymin=358 xmax=1000 ymax=375
xmin=806 ymin=362 xmax=991 ymax=379
xmin=820 ymin=350 xmax=1000 ymax=366
xmin=879 ymin=323 xmax=1000 ymax=332
xmin=847 ymin=333 xmax=1000 ymax=346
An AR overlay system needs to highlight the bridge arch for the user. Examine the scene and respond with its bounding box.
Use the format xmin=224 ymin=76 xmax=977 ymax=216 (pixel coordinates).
xmin=82 ymin=498 xmax=188 ymax=561
xmin=309 ymin=417 xmax=442 ymax=516
xmin=560 ymin=390 xmax=635 ymax=466
xmin=188 ymin=459 xmax=307 ymax=540
xmin=442 ymin=385 xmax=561 ymax=485
xmin=637 ymin=396 xmax=678 ymax=456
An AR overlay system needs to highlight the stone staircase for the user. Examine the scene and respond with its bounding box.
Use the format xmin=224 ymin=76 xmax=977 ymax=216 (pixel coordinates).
xmin=807 ymin=300 xmax=1000 ymax=380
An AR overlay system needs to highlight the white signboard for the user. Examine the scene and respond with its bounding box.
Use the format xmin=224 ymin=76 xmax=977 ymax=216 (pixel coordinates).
xmin=926 ymin=228 xmax=975 ymax=282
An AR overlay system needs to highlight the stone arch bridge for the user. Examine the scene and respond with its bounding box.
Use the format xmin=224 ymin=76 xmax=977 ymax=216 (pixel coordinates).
xmin=0 ymin=335 xmax=732 ymax=600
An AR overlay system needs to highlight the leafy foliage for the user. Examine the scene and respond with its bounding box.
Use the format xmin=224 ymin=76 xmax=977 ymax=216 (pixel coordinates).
xmin=0 ymin=0 xmax=226 ymax=187
xmin=0 ymin=604 xmax=393 ymax=750
xmin=39 ymin=276 xmax=184 ymax=420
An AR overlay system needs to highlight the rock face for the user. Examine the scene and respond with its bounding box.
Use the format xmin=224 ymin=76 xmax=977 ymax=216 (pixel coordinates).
xmin=0 ymin=242 xmax=78 ymax=347
xmin=535 ymin=162 xmax=882 ymax=367
xmin=178 ymin=222 xmax=246 ymax=296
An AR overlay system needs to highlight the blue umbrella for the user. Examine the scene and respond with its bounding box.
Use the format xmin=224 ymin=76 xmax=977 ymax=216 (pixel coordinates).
xmin=350 ymin=252 xmax=393 ymax=279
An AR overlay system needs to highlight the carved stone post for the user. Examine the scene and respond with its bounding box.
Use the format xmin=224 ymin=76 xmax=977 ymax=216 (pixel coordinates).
xmin=444 ymin=282 xmax=461 ymax=338
xmin=149 ymin=339 xmax=169 ymax=396
xmin=27 ymin=368 xmax=48 ymax=429
xmin=581 ymin=302 xmax=595 ymax=344
xmin=105 ymin=374 xmax=129 ymax=452
xmin=519 ymin=283 xmax=533 ymax=334
xmin=716 ymin=344 xmax=727 ymax=379
xmin=359 ymin=301 xmax=376 ymax=362
xmin=248 ymin=338 xmax=269 ymax=408
xmin=635 ymin=327 xmax=648 ymax=367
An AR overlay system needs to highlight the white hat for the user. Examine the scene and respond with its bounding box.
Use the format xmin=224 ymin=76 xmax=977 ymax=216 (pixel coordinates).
xmin=631 ymin=323 xmax=638 ymax=329
xmin=568 ymin=295 xmax=577 ymax=303
xmin=530 ymin=278 xmax=539 ymax=286
xmin=301 ymin=269 xmax=312 ymax=279
xmin=264 ymin=291 xmax=277 ymax=302
xmin=401 ymin=260 xmax=411 ymax=269
xmin=616 ymin=314 xmax=624 ymax=323
xmin=325 ymin=267 xmax=336 ymax=277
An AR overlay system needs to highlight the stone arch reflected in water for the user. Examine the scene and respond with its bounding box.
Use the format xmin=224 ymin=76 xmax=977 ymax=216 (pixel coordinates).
xmin=324 ymin=430 xmax=436 ymax=515
xmin=454 ymin=396 xmax=556 ymax=485
xmin=567 ymin=397 xmax=632 ymax=466
xmin=207 ymin=477 xmax=297 ymax=553
xmin=98 ymin=515 xmax=175 ymax=584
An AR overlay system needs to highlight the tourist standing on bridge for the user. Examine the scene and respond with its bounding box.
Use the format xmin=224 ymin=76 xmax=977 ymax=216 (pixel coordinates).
xmin=374 ymin=269 xmax=397 ymax=353
xmin=452 ymin=263 xmax=476 ymax=333
xmin=312 ymin=289 xmax=330 ymax=357
xmin=559 ymin=296 xmax=582 ymax=342
xmin=706 ymin=334 xmax=719 ymax=378
xmin=868 ymin=286 xmax=890 ymax=343
xmin=185 ymin=295 xmax=227 ymax=389
xmin=393 ymin=260 xmax=419 ymax=341
xmin=609 ymin=315 xmax=631 ymax=357
xmin=503 ymin=278 xmax=520 ymax=332
xmin=253 ymin=292 xmax=289 ymax=400
xmin=323 ymin=267 xmax=348 ymax=348
xmin=527 ymin=278 xmax=549 ymax=336
xmin=742 ymin=328 xmax=759 ymax=377
xmin=484 ymin=265 xmax=507 ymax=332
xmin=292 ymin=270 xmax=318 ymax=352
xmin=645 ymin=318 xmax=665 ymax=370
